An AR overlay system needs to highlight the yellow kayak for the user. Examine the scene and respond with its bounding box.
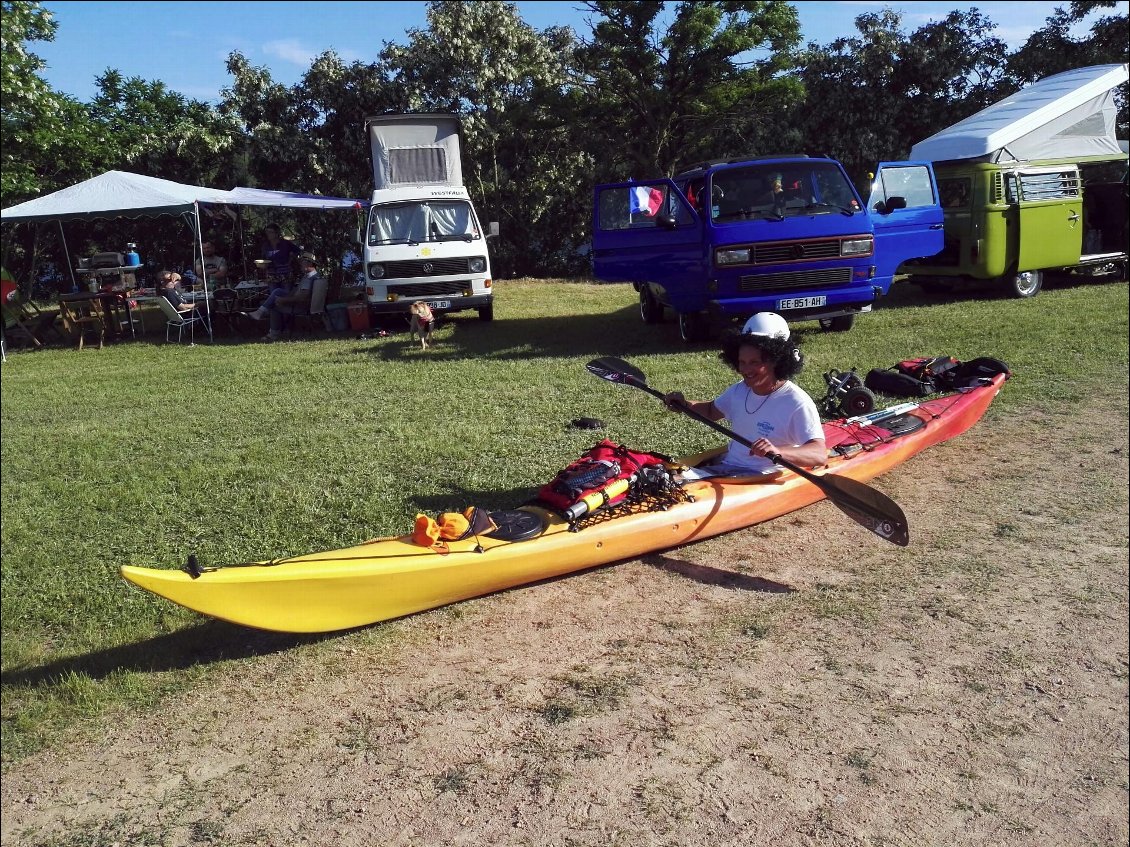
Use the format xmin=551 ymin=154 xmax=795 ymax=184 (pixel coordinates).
xmin=121 ymin=374 xmax=1006 ymax=632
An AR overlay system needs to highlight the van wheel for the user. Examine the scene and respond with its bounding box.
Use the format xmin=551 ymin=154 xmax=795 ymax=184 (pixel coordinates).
xmin=639 ymin=286 xmax=664 ymax=324
xmin=818 ymin=315 xmax=855 ymax=332
xmin=678 ymin=311 xmax=710 ymax=343
xmin=1008 ymin=270 xmax=1042 ymax=298
xmin=478 ymin=303 xmax=494 ymax=321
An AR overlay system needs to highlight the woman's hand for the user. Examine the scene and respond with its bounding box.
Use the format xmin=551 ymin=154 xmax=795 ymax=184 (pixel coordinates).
xmin=663 ymin=392 xmax=686 ymax=412
xmin=747 ymin=437 xmax=778 ymax=459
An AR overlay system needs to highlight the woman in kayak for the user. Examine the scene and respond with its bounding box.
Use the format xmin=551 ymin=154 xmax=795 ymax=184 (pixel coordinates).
xmin=663 ymin=312 xmax=826 ymax=479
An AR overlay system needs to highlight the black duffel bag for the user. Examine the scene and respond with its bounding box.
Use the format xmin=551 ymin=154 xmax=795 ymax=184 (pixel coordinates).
xmin=865 ymin=355 xmax=1010 ymax=398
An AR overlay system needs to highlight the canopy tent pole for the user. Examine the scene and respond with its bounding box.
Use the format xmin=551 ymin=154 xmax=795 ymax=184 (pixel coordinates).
xmin=236 ymin=210 xmax=248 ymax=282
xmin=190 ymin=203 xmax=211 ymax=344
xmin=58 ymin=220 xmax=77 ymax=292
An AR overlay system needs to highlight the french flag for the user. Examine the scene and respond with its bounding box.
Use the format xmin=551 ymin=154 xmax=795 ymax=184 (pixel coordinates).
xmin=629 ymin=185 xmax=663 ymax=216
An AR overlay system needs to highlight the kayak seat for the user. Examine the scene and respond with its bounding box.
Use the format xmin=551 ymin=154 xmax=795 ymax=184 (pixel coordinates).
xmin=871 ymin=413 xmax=927 ymax=437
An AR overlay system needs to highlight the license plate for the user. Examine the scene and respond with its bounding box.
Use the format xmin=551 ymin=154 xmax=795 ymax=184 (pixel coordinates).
xmin=776 ymin=295 xmax=827 ymax=310
xmin=429 ymin=300 xmax=450 ymax=310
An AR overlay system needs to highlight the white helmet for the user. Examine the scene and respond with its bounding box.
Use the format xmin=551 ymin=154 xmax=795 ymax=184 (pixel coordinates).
xmin=741 ymin=312 xmax=790 ymax=339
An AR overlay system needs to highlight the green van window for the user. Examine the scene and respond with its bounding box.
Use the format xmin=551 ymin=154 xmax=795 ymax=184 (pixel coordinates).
xmin=939 ymin=178 xmax=971 ymax=209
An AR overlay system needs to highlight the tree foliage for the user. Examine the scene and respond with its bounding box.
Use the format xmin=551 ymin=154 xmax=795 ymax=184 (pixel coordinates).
xmin=572 ymin=1 xmax=803 ymax=179
xmin=1008 ymin=0 xmax=1128 ymax=136
xmin=791 ymin=8 xmax=1011 ymax=182
xmin=1 ymin=0 xmax=81 ymax=202
xmin=381 ymin=0 xmax=586 ymax=276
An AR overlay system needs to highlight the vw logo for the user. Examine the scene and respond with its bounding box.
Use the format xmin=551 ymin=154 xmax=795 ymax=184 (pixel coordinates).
xmin=791 ymin=244 xmax=806 ymax=259
xmin=422 ymin=262 xmax=434 ymax=274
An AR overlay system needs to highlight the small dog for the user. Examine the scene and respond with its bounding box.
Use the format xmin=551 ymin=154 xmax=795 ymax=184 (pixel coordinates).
xmin=408 ymin=301 xmax=435 ymax=349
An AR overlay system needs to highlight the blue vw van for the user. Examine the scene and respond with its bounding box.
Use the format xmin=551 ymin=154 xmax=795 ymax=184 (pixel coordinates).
xmin=592 ymin=155 xmax=944 ymax=340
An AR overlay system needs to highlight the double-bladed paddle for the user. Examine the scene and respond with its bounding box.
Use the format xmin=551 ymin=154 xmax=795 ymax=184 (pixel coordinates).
xmin=586 ymin=356 xmax=909 ymax=546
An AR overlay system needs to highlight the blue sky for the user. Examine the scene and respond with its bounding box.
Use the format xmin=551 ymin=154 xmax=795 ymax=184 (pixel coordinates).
xmin=34 ymin=0 xmax=1127 ymax=104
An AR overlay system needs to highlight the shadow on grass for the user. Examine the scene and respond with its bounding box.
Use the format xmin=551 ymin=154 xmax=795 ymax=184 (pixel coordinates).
xmin=641 ymin=552 xmax=796 ymax=593
xmin=411 ymin=481 xmax=539 ymax=515
xmin=341 ymin=274 xmax=1124 ymax=364
xmin=2 ymin=552 xmax=794 ymax=694
xmin=885 ymin=269 xmax=1127 ymax=308
xmin=0 ymin=621 xmax=340 ymax=689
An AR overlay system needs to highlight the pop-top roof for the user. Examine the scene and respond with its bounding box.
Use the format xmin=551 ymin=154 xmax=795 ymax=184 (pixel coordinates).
xmin=909 ymin=63 xmax=1128 ymax=164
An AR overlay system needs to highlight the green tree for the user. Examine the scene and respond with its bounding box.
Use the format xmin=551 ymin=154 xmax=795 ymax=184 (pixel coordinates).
xmin=792 ymin=9 xmax=1010 ymax=182
xmin=0 ymin=1 xmax=91 ymax=203
xmin=381 ymin=0 xmax=587 ymax=276
xmin=1 ymin=2 xmax=97 ymax=292
xmin=87 ymin=70 xmax=245 ymax=188
xmin=1007 ymin=1 xmax=1128 ymax=136
xmin=571 ymin=0 xmax=802 ymax=180
xmin=219 ymin=50 xmax=396 ymax=272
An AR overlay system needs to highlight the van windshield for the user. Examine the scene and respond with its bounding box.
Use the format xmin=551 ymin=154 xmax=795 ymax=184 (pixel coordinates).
xmin=367 ymin=200 xmax=481 ymax=246
xmin=708 ymin=162 xmax=860 ymax=222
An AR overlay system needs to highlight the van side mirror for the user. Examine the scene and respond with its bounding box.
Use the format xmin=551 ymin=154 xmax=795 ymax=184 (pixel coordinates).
xmin=657 ymin=214 xmax=678 ymax=229
xmin=874 ymin=196 xmax=907 ymax=215
xmin=354 ymin=225 xmax=363 ymax=247
xmin=487 ymin=221 xmax=500 ymax=238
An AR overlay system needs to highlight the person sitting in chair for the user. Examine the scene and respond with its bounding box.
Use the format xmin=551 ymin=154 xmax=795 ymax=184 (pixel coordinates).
xmin=259 ymin=253 xmax=318 ymax=342
xmin=158 ymin=271 xmax=200 ymax=316
xmin=194 ymin=240 xmax=229 ymax=287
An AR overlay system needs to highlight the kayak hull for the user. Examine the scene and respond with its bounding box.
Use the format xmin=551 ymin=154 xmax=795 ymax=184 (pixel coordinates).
xmin=120 ymin=375 xmax=1006 ymax=632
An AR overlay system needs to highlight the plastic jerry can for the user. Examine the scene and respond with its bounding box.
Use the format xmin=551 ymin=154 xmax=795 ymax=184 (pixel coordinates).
xmin=347 ymin=301 xmax=371 ymax=331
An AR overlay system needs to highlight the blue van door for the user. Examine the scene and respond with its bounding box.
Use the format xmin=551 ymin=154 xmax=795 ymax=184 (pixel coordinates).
xmin=591 ymin=180 xmax=703 ymax=297
xmin=868 ymin=162 xmax=944 ymax=283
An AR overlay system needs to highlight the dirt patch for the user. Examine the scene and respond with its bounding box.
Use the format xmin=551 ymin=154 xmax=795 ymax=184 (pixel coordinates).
xmin=2 ymin=397 xmax=1127 ymax=847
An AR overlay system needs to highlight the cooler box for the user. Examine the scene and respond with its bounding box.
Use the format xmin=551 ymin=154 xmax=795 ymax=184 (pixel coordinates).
xmin=347 ymin=301 xmax=370 ymax=331
xmin=326 ymin=302 xmax=349 ymax=332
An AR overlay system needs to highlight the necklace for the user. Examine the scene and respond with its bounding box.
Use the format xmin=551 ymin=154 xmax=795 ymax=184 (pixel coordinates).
xmin=745 ymin=382 xmax=783 ymax=415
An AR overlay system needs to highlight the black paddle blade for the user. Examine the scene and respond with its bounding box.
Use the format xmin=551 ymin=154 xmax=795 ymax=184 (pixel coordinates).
xmin=586 ymin=356 xmax=646 ymax=387
xmin=818 ymin=474 xmax=909 ymax=547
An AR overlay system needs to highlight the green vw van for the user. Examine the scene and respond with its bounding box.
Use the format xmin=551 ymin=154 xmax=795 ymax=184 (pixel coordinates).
xmin=903 ymin=64 xmax=1128 ymax=297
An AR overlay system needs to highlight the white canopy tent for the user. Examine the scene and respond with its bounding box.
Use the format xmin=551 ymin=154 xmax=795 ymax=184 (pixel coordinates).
xmin=1 ymin=170 xmax=365 ymax=341
xmin=910 ymin=63 xmax=1129 ymax=163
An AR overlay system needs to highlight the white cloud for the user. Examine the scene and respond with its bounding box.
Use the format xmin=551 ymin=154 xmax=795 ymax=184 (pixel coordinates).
xmin=260 ymin=38 xmax=364 ymax=67
xmin=335 ymin=47 xmax=365 ymax=63
xmin=262 ymin=38 xmax=316 ymax=67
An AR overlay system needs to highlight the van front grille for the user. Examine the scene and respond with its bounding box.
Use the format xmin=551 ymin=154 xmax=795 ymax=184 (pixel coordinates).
xmin=737 ymin=267 xmax=854 ymax=293
xmin=386 ymin=281 xmax=472 ymax=297
xmin=382 ymin=257 xmax=473 ymax=278
xmin=751 ymin=239 xmax=844 ymax=264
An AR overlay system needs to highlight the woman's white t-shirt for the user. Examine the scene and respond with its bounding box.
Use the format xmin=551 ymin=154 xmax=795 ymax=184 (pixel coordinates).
xmin=708 ymin=380 xmax=824 ymax=474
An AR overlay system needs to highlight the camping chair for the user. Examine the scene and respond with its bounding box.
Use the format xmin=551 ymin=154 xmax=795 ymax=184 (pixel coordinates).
xmin=2 ymin=284 xmax=62 ymax=349
xmin=292 ymin=276 xmax=330 ymax=335
xmin=3 ymin=302 xmax=43 ymax=349
xmin=58 ymin=298 xmax=105 ymax=350
xmin=157 ymin=296 xmax=211 ymax=344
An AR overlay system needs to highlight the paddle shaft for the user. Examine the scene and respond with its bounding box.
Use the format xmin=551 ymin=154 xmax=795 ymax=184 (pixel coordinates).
xmin=626 ymin=377 xmax=824 ymax=482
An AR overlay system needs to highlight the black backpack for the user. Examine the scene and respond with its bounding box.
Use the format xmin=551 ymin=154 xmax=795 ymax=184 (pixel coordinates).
xmin=865 ymin=356 xmax=1010 ymax=398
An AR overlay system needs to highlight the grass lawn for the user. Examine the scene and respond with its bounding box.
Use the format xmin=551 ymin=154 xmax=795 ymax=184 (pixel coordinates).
xmin=2 ymin=275 xmax=1127 ymax=763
